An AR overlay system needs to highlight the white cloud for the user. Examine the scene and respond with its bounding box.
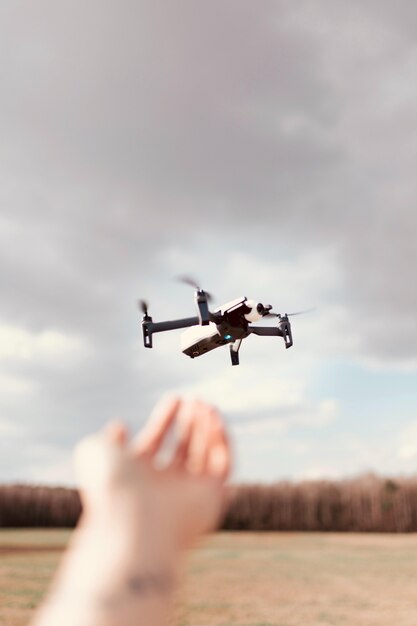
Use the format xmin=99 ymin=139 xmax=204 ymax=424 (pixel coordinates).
xmin=27 ymin=456 xmax=75 ymax=486
xmin=232 ymin=398 xmax=338 ymax=436
xmin=224 ymin=247 xmax=341 ymax=307
xmin=177 ymin=368 xmax=304 ymax=414
xmin=0 ymin=373 xmax=35 ymax=395
xmin=0 ymin=323 xmax=91 ymax=362
xmin=19 ymin=441 xmax=76 ymax=486
xmin=297 ymin=465 xmax=346 ymax=481
xmin=397 ymin=421 xmax=417 ymax=461
xmin=0 ymin=415 xmax=23 ymax=436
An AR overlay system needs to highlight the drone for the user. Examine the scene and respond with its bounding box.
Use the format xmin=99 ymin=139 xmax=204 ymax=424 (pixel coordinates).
xmin=139 ymin=277 xmax=313 ymax=366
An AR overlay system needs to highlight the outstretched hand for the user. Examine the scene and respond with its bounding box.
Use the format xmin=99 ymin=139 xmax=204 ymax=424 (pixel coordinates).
xmin=74 ymin=396 xmax=231 ymax=553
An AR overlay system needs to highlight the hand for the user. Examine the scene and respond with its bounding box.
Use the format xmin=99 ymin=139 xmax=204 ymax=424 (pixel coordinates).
xmin=74 ymin=396 xmax=231 ymax=555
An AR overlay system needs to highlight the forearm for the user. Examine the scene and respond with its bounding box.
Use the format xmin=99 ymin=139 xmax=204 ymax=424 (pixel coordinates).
xmin=31 ymin=396 xmax=231 ymax=626
xmin=31 ymin=517 xmax=180 ymax=626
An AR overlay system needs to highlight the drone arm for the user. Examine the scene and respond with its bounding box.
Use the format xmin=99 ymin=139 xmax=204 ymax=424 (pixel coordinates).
xmin=142 ymin=316 xmax=200 ymax=348
xmin=249 ymin=324 xmax=293 ymax=349
xmin=150 ymin=317 xmax=200 ymax=332
xmin=249 ymin=326 xmax=283 ymax=336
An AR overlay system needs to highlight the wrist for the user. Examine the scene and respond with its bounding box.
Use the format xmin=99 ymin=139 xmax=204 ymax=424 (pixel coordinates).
xmin=39 ymin=516 xmax=181 ymax=626
xmin=75 ymin=511 xmax=181 ymax=572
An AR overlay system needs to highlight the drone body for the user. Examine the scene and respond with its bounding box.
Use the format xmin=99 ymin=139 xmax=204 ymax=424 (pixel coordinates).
xmin=139 ymin=282 xmax=303 ymax=366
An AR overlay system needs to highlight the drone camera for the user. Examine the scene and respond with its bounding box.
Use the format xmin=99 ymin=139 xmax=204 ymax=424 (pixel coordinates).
xmin=256 ymin=303 xmax=272 ymax=316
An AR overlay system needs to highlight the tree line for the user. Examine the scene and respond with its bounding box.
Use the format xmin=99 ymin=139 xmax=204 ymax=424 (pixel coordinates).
xmin=1 ymin=475 xmax=417 ymax=532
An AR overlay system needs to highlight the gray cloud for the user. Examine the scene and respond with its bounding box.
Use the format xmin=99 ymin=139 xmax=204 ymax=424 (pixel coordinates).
xmin=1 ymin=2 xmax=416 ymax=334
xmin=1 ymin=3 xmax=321 ymax=188
xmin=1 ymin=1 xmax=417 ymax=480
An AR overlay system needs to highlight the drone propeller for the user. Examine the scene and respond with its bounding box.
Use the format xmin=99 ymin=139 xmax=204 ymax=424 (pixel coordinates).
xmin=177 ymin=275 xmax=213 ymax=301
xmin=177 ymin=275 xmax=200 ymax=290
xmin=138 ymin=299 xmax=151 ymax=319
xmin=176 ymin=275 xmax=212 ymax=325
xmin=266 ymin=307 xmax=316 ymax=318
xmin=286 ymin=307 xmax=316 ymax=317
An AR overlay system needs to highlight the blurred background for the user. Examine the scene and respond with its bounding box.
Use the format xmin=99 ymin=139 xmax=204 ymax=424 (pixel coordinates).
xmin=1 ymin=1 xmax=416 ymax=485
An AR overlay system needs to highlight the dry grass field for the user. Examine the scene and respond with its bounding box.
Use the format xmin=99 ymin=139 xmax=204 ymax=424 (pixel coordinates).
xmin=2 ymin=530 xmax=417 ymax=626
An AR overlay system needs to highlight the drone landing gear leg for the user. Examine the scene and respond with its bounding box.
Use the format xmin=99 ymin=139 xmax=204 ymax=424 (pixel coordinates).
xmin=230 ymin=339 xmax=242 ymax=366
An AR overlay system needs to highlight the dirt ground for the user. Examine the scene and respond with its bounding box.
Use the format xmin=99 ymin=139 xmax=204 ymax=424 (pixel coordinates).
xmin=2 ymin=530 xmax=417 ymax=626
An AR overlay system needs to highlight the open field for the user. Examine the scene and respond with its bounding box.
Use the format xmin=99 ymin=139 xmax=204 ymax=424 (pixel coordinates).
xmin=2 ymin=531 xmax=417 ymax=626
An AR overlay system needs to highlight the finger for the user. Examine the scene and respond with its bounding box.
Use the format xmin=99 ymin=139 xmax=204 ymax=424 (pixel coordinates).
xmin=168 ymin=406 xmax=195 ymax=469
xmin=206 ymin=412 xmax=232 ymax=480
xmin=168 ymin=397 xmax=211 ymax=470
xmin=104 ymin=421 xmax=129 ymax=447
xmin=133 ymin=395 xmax=181 ymax=458
xmin=186 ymin=401 xmax=213 ymax=475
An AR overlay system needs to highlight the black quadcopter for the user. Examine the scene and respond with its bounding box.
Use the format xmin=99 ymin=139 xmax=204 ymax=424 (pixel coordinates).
xmin=139 ymin=278 xmax=312 ymax=366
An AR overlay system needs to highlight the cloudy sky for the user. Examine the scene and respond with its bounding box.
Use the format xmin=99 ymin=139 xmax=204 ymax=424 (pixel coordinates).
xmin=1 ymin=1 xmax=417 ymax=485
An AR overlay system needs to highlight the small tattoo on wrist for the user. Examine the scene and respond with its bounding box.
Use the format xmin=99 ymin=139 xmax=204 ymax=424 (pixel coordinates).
xmin=94 ymin=571 xmax=175 ymax=609
xmin=46 ymin=569 xmax=176 ymax=614
xmin=127 ymin=572 xmax=175 ymax=595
